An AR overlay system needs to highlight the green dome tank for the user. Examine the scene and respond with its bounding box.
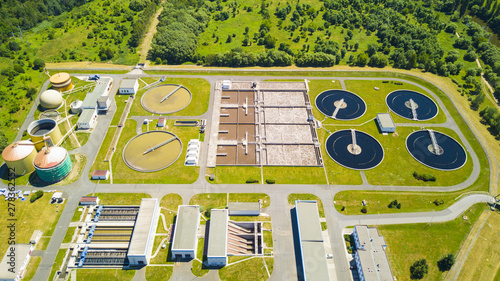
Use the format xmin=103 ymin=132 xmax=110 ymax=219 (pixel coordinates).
xmin=33 ymin=147 xmax=72 ymax=183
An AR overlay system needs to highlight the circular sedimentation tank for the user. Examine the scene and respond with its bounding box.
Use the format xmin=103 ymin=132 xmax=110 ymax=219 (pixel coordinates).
xmin=315 ymin=90 xmax=366 ymax=120
xmin=406 ymin=130 xmax=467 ymax=170
xmin=27 ymin=119 xmax=63 ymax=151
xmin=386 ymin=90 xmax=438 ymax=121
xmin=49 ymin=72 xmax=72 ymax=92
xmin=33 ymin=146 xmax=72 ymax=183
xmin=123 ymin=131 xmax=182 ymax=172
xmin=39 ymin=89 xmax=63 ymax=109
xmin=141 ymin=84 xmax=192 ymax=114
xmin=325 ymin=129 xmax=384 ymax=170
xmin=1 ymin=140 xmax=37 ymax=176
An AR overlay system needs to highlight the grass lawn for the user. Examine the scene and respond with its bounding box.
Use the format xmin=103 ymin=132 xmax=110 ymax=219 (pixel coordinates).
xmin=334 ymin=191 xmax=460 ymax=215
xmin=158 ymin=193 xmax=183 ymax=233
xmin=206 ymin=166 xmax=262 ymax=184
xmin=150 ymin=238 xmax=173 ymax=264
xmin=72 ymin=207 xmax=84 ymax=222
xmin=76 ymin=269 xmax=136 ymax=281
xmin=228 ymin=193 xmax=270 ymax=208
xmin=189 ymin=193 xmax=227 ymax=211
xmin=288 ymin=194 xmax=325 ymax=218
xmin=23 ymin=256 xmax=41 ymax=281
xmin=456 ymin=211 xmax=500 ymax=281
xmin=219 ymin=257 xmax=271 ymax=281
xmin=192 ymin=238 xmax=209 ymax=277
xmin=49 ymin=249 xmax=67 ymax=281
xmin=264 ymin=231 xmax=273 ymax=248
xmin=63 ymin=227 xmax=76 ymax=243
xmin=228 ymin=256 xmax=250 ymax=263
xmin=0 ymin=194 xmax=64 ymax=258
xmin=111 ymin=94 xmax=130 ymax=126
xmin=378 ymin=204 xmax=487 ymax=281
xmin=89 ymin=193 xmax=151 ymax=205
xmin=88 ymin=126 xmax=116 ymax=183
xmin=262 ymin=166 xmax=327 ymax=184
xmin=229 ymin=215 xmax=271 ymax=222
xmin=36 ymin=237 xmax=50 ymax=251
xmin=91 ymin=119 xmax=200 ymax=184
xmin=145 ymin=266 xmax=173 ymax=281
xmin=129 ymin=78 xmax=210 ymax=117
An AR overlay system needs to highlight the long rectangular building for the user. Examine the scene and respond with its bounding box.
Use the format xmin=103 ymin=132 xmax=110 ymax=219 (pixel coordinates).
xmin=353 ymin=225 xmax=394 ymax=281
xmin=207 ymin=209 xmax=229 ymax=267
xmin=127 ymin=198 xmax=160 ymax=266
xmin=295 ymin=200 xmax=330 ymax=281
xmin=171 ymin=205 xmax=200 ymax=259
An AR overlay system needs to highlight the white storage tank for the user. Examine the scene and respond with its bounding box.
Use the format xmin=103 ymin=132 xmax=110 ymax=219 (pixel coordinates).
xmin=70 ymin=100 xmax=83 ymax=114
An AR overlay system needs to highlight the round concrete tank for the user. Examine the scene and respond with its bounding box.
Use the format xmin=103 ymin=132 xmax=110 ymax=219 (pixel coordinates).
xmin=34 ymin=146 xmax=72 ymax=183
xmin=39 ymin=89 xmax=63 ymax=109
xmin=70 ymin=100 xmax=83 ymax=114
xmin=1 ymin=140 xmax=37 ymax=176
xmin=50 ymin=72 xmax=72 ymax=92
xmin=27 ymin=119 xmax=63 ymax=151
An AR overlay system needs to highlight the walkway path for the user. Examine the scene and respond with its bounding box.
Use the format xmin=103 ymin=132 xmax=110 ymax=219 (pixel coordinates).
xmin=137 ymin=1 xmax=166 ymax=63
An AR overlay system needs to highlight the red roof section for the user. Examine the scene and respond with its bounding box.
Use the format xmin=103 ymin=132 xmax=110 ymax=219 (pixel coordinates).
xmin=92 ymin=170 xmax=108 ymax=176
xmin=80 ymin=196 xmax=98 ymax=202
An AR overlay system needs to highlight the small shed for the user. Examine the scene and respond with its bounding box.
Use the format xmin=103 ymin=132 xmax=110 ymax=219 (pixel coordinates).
xmin=222 ymin=80 xmax=231 ymax=90
xmin=227 ymin=202 xmax=261 ymax=216
xmin=80 ymin=196 xmax=100 ymax=206
xmin=119 ymin=79 xmax=139 ymax=95
xmin=157 ymin=118 xmax=166 ymax=128
xmin=376 ymin=113 xmax=396 ymax=133
xmin=91 ymin=170 xmax=110 ymax=180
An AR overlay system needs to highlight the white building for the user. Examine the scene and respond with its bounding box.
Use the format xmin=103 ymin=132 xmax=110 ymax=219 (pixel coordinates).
xmin=352 ymin=225 xmax=394 ymax=281
xmin=77 ymin=109 xmax=97 ymax=130
xmin=171 ymin=205 xmax=200 ymax=259
xmin=376 ymin=113 xmax=396 ymax=133
xmin=185 ymin=139 xmax=201 ymax=166
xmin=207 ymin=209 xmax=228 ymax=267
xmin=119 ymin=79 xmax=139 ymax=95
xmin=127 ymin=199 xmax=160 ymax=266
xmin=0 ymin=244 xmax=33 ymax=281
xmin=222 ymin=80 xmax=231 ymax=90
xmin=227 ymin=202 xmax=261 ymax=216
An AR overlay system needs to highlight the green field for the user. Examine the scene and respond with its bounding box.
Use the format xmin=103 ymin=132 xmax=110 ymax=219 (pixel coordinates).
xmin=76 ymin=269 xmax=136 ymax=281
xmin=145 ymin=266 xmax=173 ymax=281
xmin=379 ymin=204 xmax=487 ymax=281
xmin=262 ymin=166 xmax=327 ymax=184
xmin=206 ymin=166 xmax=262 ymax=184
xmin=129 ymin=78 xmax=211 ymax=117
xmin=192 ymin=238 xmax=209 ymax=277
xmin=49 ymin=249 xmax=67 ymax=281
xmin=158 ymin=193 xmax=183 ymax=234
xmin=63 ymin=227 xmax=76 ymax=243
xmin=89 ymin=193 xmax=151 ymax=205
xmin=190 ymin=193 xmax=271 ymax=211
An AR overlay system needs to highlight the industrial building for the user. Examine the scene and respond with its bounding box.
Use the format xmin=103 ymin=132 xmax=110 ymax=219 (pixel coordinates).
xmin=27 ymin=119 xmax=63 ymax=150
xmin=227 ymin=202 xmax=261 ymax=216
xmin=127 ymin=198 xmax=160 ymax=266
xmin=77 ymin=77 xmax=113 ymax=130
xmin=352 ymin=226 xmax=394 ymax=281
xmin=0 ymin=244 xmax=33 ymax=281
xmin=295 ymin=200 xmax=330 ymax=281
xmin=70 ymin=199 xmax=159 ymax=268
xmin=50 ymin=72 xmax=72 ymax=92
xmin=1 ymin=140 xmax=37 ymax=176
xmin=207 ymin=209 xmax=228 ymax=267
xmin=79 ymin=196 xmax=100 ymax=206
xmin=206 ymin=209 xmax=263 ymax=267
xmin=171 ymin=205 xmax=200 ymax=259
xmin=39 ymin=89 xmax=63 ymax=109
xmin=119 ymin=79 xmax=139 ymax=95
xmin=185 ymin=139 xmax=200 ymax=166
xmin=376 ymin=113 xmax=396 ymax=133
xmin=33 ymin=146 xmax=72 ymax=183
xmin=91 ymin=170 xmax=110 ymax=180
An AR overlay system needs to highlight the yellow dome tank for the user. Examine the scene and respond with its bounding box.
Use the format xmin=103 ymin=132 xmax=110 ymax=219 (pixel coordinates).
xmin=1 ymin=140 xmax=37 ymax=176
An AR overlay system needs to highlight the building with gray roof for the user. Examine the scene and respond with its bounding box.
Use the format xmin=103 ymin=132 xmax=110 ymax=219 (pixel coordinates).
xmin=207 ymin=209 xmax=228 ymax=267
xmin=77 ymin=77 xmax=112 ymax=129
xmin=295 ymin=200 xmax=330 ymax=281
xmin=353 ymin=225 xmax=394 ymax=281
xmin=171 ymin=205 xmax=200 ymax=259
xmin=227 ymin=202 xmax=260 ymax=216
xmin=376 ymin=113 xmax=395 ymax=133
xmin=127 ymin=198 xmax=159 ymax=266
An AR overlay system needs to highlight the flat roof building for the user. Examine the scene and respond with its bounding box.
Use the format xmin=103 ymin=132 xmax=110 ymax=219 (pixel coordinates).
xmin=119 ymin=79 xmax=139 ymax=95
xmin=227 ymin=202 xmax=261 ymax=216
xmin=77 ymin=109 xmax=97 ymax=130
xmin=295 ymin=200 xmax=330 ymax=281
xmin=207 ymin=209 xmax=229 ymax=267
xmin=0 ymin=244 xmax=33 ymax=281
xmin=91 ymin=170 xmax=110 ymax=180
xmin=171 ymin=205 xmax=200 ymax=259
xmin=353 ymin=226 xmax=394 ymax=281
xmin=80 ymin=196 xmax=100 ymax=206
xmin=127 ymin=198 xmax=160 ymax=266
xmin=376 ymin=113 xmax=396 ymax=133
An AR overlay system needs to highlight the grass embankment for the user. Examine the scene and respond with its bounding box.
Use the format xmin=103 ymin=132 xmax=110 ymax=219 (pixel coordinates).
xmin=219 ymin=257 xmax=273 ymax=281
xmin=62 ymin=227 xmax=76 ymax=243
xmin=49 ymin=249 xmax=67 ymax=281
xmin=129 ymin=77 xmax=211 ymax=117
xmin=90 ymin=119 xmax=200 ymax=184
xmin=379 ymin=204 xmax=488 ymax=281
xmin=0 ymin=194 xmax=64 ymax=257
xmin=23 ymin=256 xmax=41 ymax=281
xmin=76 ymin=269 xmax=135 ymax=281
xmin=89 ymin=193 xmax=151 ymax=205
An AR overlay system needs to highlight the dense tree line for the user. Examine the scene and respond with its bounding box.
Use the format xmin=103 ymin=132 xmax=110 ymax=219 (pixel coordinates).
xmin=128 ymin=0 xmax=158 ymax=47
xmin=205 ymin=49 xmax=293 ymax=67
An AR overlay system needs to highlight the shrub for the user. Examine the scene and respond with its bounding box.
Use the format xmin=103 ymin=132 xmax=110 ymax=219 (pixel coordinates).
xmin=33 ymin=58 xmax=45 ymax=70
xmin=265 ymin=179 xmax=275 ymax=184
xmin=341 ymin=206 xmax=345 ymax=211
xmin=30 ymin=190 xmax=44 ymax=203
xmin=433 ymin=199 xmax=444 ymax=206
xmin=410 ymin=259 xmax=429 ymax=279
xmin=246 ymin=178 xmax=258 ymax=183
xmin=437 ymin=254 xmax=455 ymax=271
xmin=361 ymin=207 xmax=367 ymax=213
xmin=413 ymin=171 xmax=436 ymax=182
xmin=388 ymin=200 xmax=401 ymax=209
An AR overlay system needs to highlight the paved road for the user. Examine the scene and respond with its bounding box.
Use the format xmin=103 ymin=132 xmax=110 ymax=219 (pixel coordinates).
xmin=3 ymin=72 xmax=490 ymax=281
